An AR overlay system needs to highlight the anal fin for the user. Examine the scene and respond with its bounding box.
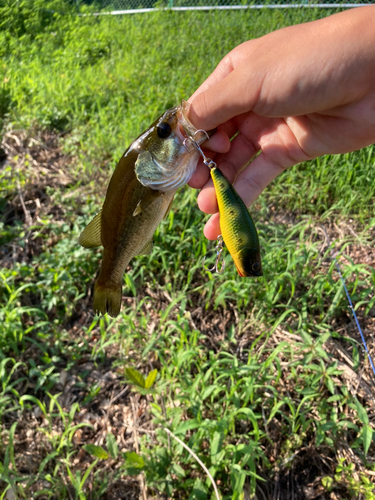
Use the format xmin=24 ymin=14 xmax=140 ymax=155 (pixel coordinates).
xmin=79 ymin=211 xmax=102 ymax=248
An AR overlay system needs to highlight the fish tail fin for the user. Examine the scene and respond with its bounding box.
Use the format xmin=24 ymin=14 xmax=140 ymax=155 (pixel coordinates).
xmin=93 ymin=281 xmax=122 ymax=317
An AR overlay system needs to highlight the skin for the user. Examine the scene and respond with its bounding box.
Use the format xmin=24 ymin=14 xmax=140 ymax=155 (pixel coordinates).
xmin=186 ymin=6 xmax=375 ymax=240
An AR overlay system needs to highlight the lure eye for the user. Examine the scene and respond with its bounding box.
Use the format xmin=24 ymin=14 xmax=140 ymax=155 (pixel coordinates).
xmin=157 ymin=122 xmax=172 ymax=139
xmin=252 ymin=262 xmax=261 ymax=273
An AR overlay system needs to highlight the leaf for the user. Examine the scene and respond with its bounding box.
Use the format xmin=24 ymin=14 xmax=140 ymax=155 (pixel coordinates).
xmin=319 ymin=332 xmax=331 ymax=344
xmin=80 ymin=458 xmax=99 ymax=489
xmin=145 ymin=369 xmax=158 ymax=389
xmin=124 ymin=367 xmax=145 ymax=388
xmin=39 ymin=451 xmax=60 ymax=474
xmin=327 ymin=395 xmax=343 ymax=403
xmin=325 ymin=376 xmax=335 ymax=395
xmin=201 ymin=385 xmax=216 ymax=401
xmin=84 ymin=444 xmax=109 ymax=460
xmin=175 ymin=420 xmax=200 ymax=435
xmin=190 ymin=478 xmax=207 ymax=500
xmin=352 ymin=346 xmax=360 ymax=371
xmin=362 ymin=424 xmax=372 ymax=455
xmin=230 ymin=466 xmax=246 ymax=499
xmin=124 ymin=274 xmax=136 ymax=296
xmin=106 ymin=433 xmax=119 ymax=460
xmin=299 ymin=330 xmax=313 ymax=346
xmin=316 ymin=428 xmax=324 ymax=447
xmin=122 ymin=452 xmax=145 ymax=476
xmin=123 ymin=451 xmax=145 ymax=469
xmin=19 ymin=395 xmax=47 ymax=417
xmin=8 ymin=421 xmax=17 ymax=470
xmin=354 ymin=398 xmax=369 ymax=425
xmin=211 ymin=431 xmax=224 ymax=465
xmin=171 ymin=463 xmax=186 ymax=477
xmin=315 ymin=346 xmax=329 ymax=360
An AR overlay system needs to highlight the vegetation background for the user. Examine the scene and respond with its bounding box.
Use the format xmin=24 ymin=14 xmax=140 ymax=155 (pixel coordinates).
xmin=0 ymin=1 xmax=375 ymax=498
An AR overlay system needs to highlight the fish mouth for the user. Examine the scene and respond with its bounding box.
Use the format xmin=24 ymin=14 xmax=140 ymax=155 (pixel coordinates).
xmin=177 ymin=100 xmax=216 ymax=146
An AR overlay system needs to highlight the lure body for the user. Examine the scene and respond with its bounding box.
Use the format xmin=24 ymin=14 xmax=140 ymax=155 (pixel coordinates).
xmin=210 ymin=166 xmax=262 ymax=277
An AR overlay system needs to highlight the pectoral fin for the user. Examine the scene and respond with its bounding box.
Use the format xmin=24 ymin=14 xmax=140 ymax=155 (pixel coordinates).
xmin=133 ymin=201 xmax=142 ymax=216
xmin=132 ymin=189 xmax=161 ymax=217
xmin=79 ymin=211 xmax=102 ymax=248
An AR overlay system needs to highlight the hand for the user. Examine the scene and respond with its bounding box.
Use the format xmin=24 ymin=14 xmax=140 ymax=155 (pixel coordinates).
xmin=187 ymin=6 xmax=375 ymax=239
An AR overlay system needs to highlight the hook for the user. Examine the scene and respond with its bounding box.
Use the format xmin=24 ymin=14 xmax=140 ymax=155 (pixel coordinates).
xmin=185 ymin=133 xmax=217 ymax=170
xmin=194 ymin=129 xmax=210 ymax=142
xmin=203 ymin=235 xmax=225 ymax=275
xmin=183 ymin=137 xmax=195 ymax=154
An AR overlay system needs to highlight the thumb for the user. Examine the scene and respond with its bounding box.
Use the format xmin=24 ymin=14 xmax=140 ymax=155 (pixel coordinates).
xmin=188 ymin=62 xmax=261 ymax=131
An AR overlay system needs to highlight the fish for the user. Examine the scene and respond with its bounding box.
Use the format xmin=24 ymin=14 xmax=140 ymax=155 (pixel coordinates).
xmin=210 ymin=165 xmax=263 ymax=277
xmin=79 ymin=101 xmax=211 ymax=317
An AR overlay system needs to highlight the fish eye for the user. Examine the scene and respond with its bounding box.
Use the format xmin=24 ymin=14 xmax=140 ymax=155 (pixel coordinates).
xmin=252 ymin=262 xmax=260 ymax=272
xmin=157 ymin=122 xmax=172 ymax=139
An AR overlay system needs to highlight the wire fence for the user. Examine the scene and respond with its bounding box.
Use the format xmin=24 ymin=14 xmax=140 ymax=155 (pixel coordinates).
xmin=77 ymin=0 xmax=373 ymax=14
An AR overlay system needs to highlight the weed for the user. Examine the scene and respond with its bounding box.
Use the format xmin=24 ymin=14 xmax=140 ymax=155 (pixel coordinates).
xmin=0 ymin=4 xmax=374 ymax=499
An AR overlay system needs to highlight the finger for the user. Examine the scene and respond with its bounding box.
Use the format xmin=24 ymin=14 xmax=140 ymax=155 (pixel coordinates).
xmin=203 ymin=212 xmax=221 ymax=240
xmin=188 ymin=159 xmax=212 ymax=189
xmin=203 ymin=127 xmax=231 ymax=154
xmin=219 ymin=119 xmax=238 ymax=142
xmin=188 ymin=124 xmax=234 ymax=189
xmin=196 ymin=118 xmax=260 ymax=211
xmin=214 ymin=121 xmax=260 ymax=180
xmin=233 ymin=137 xmax=307 ymax=212
xmin=189 ymin=67 xmax=261 ymax=131
xmin=197 ymin=181 xmax=217 ymax=213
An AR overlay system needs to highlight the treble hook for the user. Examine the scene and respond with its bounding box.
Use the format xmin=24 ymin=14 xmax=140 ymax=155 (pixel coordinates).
xmin=203 ymin=235 xmax=226 ymax=275
xmin=184 ymin=134 xmax=217 ymax=170
xmin=194 ymin=129 xmax=210 ymax=142
xmin=183 ymin=130 xmax=209 ymax=154
xmin=183 ymin=132 xmax=208 ymax=155
xmin=183 ymin=137 xmax=195 ymax=154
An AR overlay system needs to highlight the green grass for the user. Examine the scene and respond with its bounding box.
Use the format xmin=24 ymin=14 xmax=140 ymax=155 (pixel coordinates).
xmin=1 ymin=3 xmax=375 ymax=499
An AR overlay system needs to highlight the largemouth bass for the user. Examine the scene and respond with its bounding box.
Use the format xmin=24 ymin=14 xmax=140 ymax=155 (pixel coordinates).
xmin=79 ymin=101 xmax=210 ymax=317
xmin=210 ymin=166 xmax=262 ymax=277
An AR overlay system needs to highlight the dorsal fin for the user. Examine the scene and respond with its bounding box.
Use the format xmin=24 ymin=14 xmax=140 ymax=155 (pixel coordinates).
xmin=79 ymin=211 xmax=102 ymax=248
